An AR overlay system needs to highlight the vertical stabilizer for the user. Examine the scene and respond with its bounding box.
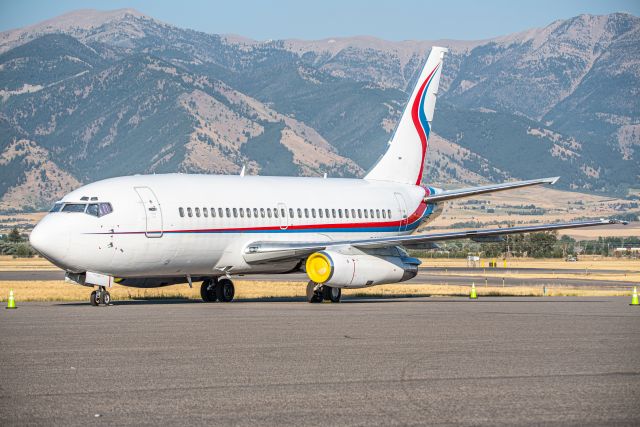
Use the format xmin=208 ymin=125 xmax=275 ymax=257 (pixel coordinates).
xmin=365 ymin=46 xmax=447 ymax=185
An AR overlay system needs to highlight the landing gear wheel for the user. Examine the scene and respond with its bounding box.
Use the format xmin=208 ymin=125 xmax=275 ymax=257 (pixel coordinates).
xmin=100 ymin=291 xmax=111 ymax=306
xmin=90 ymin=291 xmax=99 ymax=306
xmin=328 ymin=287 xmax=341 ymax=303
xmin=306 ymin=281 xmax=324 ymax=303
xmin=200 ymin=279 xmax=218 ymax=302
xmin=217 ymin=278 xmax=235 ymax=302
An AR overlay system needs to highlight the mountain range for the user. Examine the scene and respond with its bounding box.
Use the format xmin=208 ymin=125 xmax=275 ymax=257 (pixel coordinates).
xmin=0 ymin=9 xmax=638 ymax=210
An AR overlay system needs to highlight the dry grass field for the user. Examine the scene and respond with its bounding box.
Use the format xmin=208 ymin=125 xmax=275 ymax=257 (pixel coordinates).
xmin=0 ymin=279 xmax=635 ymax=303
xmin=0 ymin=255 xmax=59 ymax=271
xmin=0 ymin=255 xmax=637 ymax=302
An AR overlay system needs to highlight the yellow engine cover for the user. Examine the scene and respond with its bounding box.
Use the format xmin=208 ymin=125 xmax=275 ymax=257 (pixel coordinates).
xmin=306 ymin=252 xmax=333 ymax=283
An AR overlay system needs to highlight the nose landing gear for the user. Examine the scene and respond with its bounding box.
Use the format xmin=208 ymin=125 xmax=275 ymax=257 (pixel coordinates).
xmin=90 ymin=286 xmax=111 ymax=306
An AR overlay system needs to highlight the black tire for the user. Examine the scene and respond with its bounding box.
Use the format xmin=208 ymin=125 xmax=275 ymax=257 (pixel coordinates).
xmin=218 ymin=278 xmax=235 ymax=302
xmin=328 ymin=287 xmax=341 ymax=303
xmin=306 ymin=281 xmax=323 ymax=303
xmin=90 ymin=291 xmax=99 ymax=306
xmin=101 ymin=291 xmax=111 ymax=306
xmin=201 ymin=279 xmax=217 ymax=302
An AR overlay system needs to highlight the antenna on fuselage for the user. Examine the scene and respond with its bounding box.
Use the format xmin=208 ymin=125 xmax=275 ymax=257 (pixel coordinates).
xmin=240 ymin=165 xmax=246 ymax=177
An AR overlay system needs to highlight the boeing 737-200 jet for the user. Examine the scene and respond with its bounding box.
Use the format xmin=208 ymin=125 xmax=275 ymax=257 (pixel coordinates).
xmin=29 ymin=47 xmax=625 ymax=305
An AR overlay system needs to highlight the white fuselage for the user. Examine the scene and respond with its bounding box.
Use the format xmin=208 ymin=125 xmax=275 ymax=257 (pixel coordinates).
xmin=31 ymin=174 xmax=439 ymax=280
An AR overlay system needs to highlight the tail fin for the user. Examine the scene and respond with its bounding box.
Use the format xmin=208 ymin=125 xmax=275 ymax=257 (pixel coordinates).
xmin=365 ymin=46 xmax=448 ymax=185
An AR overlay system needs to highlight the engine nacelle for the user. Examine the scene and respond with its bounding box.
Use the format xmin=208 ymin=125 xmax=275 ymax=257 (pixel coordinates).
xmin=305 ymin=250 xmax=420 ymax=288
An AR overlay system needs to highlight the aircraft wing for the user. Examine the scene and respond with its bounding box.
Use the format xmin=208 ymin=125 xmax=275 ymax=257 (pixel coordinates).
xmin=425 ymin=177 xmax=559 ymax=203
xmin=243 ymin=219 xmax=626 ymax=263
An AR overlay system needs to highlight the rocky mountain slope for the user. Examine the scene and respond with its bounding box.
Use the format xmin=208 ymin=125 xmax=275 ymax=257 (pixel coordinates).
xmin=0 ymin=9 xmax=638 ymax=210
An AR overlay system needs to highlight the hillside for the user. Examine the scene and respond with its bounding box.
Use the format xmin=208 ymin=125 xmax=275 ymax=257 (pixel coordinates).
xmin=0 ymin=9 xmax=638 ymax=210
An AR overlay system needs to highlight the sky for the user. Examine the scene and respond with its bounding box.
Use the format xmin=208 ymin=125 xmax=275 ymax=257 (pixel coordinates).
xmin=1 ymin=0 xmax=638 ymax=41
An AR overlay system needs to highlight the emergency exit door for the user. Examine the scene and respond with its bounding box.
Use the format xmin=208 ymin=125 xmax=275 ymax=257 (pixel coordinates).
xmin=134 ymin=187 xmax=163 ymax=238
xmin=394 ymin=193 xmax=408 ymax=232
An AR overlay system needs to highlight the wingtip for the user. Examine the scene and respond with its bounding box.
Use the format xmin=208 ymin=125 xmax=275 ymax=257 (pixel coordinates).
xmin=604 ymin=219 xmax=629 ymax=225
xmin=549 ymin=176 xmax=560 ymax=185
xmin=613 ymin=219 xmax=629 ymax=225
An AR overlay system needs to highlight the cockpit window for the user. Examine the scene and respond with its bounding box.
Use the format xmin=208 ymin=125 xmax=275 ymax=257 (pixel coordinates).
xmin=86 ymin=204 xmax=99 ymax=217
xmin=62 ymin=204 xmax=87 ymax=213
xmin=50 ymin=203 xmax=63 ymax=212
xmin=98 ymin=203 xmax=113 ymax=217
xmin=86 ymin=203 xmax=113 ymax=217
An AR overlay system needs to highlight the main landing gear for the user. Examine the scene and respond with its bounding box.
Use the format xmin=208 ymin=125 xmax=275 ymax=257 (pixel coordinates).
xmin=90 ymin=286 xmax=111 ymax=306
xmin=201 ymin=278 xmax=235 ymax=303
xmin=306 ymin=281 xmax=341 ymax=303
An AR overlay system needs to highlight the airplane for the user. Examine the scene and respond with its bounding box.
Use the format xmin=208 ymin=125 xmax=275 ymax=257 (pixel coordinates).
xmin=28 ymin=46 xmax=625 ymax=306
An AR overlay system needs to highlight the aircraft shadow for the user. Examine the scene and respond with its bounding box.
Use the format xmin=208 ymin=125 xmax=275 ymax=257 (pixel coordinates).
xmin=54 ymin=295 xmax=611 ymax=306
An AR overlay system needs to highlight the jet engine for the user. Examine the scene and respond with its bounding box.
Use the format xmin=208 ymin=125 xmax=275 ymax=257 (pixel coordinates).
xmin=305 ymin=249 xmax=420 ymax=288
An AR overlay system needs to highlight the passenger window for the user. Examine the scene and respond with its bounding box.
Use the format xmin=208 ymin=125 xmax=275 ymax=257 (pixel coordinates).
xmin=267 ymin=208 xmax=272 ymax=218
xmin=376 ymin=209 xmax=380 ymax=218
xmin=289 ymin=208 xmax=294 ymax=218
xmin=226 ymin=208 xmax=231 ymax=217
xmin=86 ymin=204 xmax=99 ymax=217
xmin=246 ymin=208 xmax=251 ymax=218
xmin=239 ymin=208 xmax=244 ymax=218
xmin=331 ymin=209 xmax=336 ymax=218
xmin=195 ymin=207 xmax=201 ymax=217
xmin=233 ymin=208 xmax=238 ymax=218
xmin=318 ymin=209 xmax=323 ymax=218
xmin=297 ymin=208 xmax=302 ymax=218
xmin=219 ymin=208 xmax=224 ymax=217
xmin=211 ymin=208 xmax=216 ymax=218
xmin=351 ymin=209 xmax=356 ymax=218
xmin=311 ymin=209 xmax=316 ymax=218
xmin=253 ymin=208 xmax=258 ymax=217
xmin=338 ymin=209 xmax=342 ymax=218
xmin=364 ymin=209 xmax=368 ymax=219
xmin=179 ymin=207 xmax=185 ymax=217
xmin=273 ymin=208 xmax=278 ymax=218
xmin=387 ymin=209 xmax=392 ymax=219
xmin=358 ymin=209 xmax=362 ymax=218
xmin=382 ymin=209 xmax=386 ymax=219
xmin=260 ymin=208 xmax=265 ymax=218
xmin=345 ymin=209 xmax=349 ymax=219
xmin=203 ymin=207 xmax=208 ymax=218
xmin=370 ymin=209 xmax=374 ymax=218
xmin=304 ymin=208 xmax=309 ymax=218
xmin=187 ymin=207 xmax=193 ymax=217
xmin=325 ymin=209 xmax=330 ymax=218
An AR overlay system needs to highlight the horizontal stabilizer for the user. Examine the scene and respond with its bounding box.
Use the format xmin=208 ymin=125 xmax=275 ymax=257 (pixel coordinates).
xmin=425 ymin=177 xmax=560 ymax=203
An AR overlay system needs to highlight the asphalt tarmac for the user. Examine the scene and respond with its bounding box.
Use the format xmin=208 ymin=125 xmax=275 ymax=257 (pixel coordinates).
xmin=0 ymin=268 xmax=634 ymax=288
xmin=1 ymin=297 xmax=638 ymax=426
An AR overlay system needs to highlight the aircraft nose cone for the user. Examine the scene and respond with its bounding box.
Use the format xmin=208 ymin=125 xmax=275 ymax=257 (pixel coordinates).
xmin=29 ymin=218 xmax=70 ymax=265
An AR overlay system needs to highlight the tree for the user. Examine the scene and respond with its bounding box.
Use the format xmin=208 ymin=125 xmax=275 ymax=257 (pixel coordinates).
xmin=13 ymin=243 xmax=33 ymax=258
xmin=7 ymin=227 xmax=22 ymax=242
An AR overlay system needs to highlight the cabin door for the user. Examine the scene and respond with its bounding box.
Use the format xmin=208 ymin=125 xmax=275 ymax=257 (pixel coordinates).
xmin=394 ymin=193 xmax=408 ymax=232
xmin=134 ymin=186 xmax=163 ymax=238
